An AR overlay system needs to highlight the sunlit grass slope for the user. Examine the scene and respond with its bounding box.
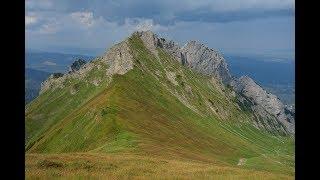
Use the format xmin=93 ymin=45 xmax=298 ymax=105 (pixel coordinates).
xmin=26 ymin=153 xmax=293 ymax=179
xmin=25 ymin=34 xmax=294 ymax=178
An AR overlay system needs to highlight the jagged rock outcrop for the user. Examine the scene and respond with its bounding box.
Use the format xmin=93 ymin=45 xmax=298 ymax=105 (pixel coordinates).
xmin=69 ymin=59 xmax=86 ymax=73
xmin=231 ymin=76 xmax=295 ymax=134
xmin=40 ymin=58 xmax=93 ymax=94
xmin=39 ymin=39 xmax=133 ymax=94
xmin=180 ymin=41 xmax=232 ymax=84
xmin=135 ymin=31 xmax=232 ymax=84
xmin=51 ymin=73 xmax=64 ymax=78
xmin=102 ymin=40 xmax=133 ymax=75
xmin=135 ymin=31 xmax=160 ymax=56
xmin=40 ymin=73 xmax=65 ymax=94
xmin=135 ymin=31 xmax=294 ymax=134
xmin=157 ymin=37 xmax=182 ymax=61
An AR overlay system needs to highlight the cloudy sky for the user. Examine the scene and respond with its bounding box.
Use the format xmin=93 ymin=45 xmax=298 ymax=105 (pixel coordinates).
xmin=25 ymin=0 xmax=295 ymax=58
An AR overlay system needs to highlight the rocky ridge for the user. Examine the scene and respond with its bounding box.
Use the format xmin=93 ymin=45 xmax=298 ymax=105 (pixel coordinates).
xmin=180 ymin=41 xmax=232 ymax=84
xmin=135 ymin=31 xmax=294 ymax=134
xmin=231 ymin=76 xmax=295 ymax=134
xmin=69 ymin=59 xmax=87 ymax=73
xmin=40 ymin=39 xmax=133 ymax=94
xmin=135 ymin=31 xmax=232 ymax=84
xmin=39 ymin=30 xmax=294 ymax=135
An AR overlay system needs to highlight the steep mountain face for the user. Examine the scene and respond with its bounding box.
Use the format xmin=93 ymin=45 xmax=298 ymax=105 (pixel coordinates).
xmin=180 ymin=41 xmax=232 ymax=84
xmin=231 ymin=76 xmax=295 ymax=134
xmin=134 ymin=31 xmax=294 ymax=135
xmin=26 ymin=31 xmax=294 ymax=176
xmin=135 ymin=31 xmax=232 ymax=84
xmin=102 ymin=39 xmax=134 ymax=75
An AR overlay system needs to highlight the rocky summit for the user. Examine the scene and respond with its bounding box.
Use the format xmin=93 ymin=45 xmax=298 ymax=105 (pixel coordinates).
xmin=135 ymin=31 xmax=232 ymax=85
xmin=26 ymin=31 xmax=294 ymax=179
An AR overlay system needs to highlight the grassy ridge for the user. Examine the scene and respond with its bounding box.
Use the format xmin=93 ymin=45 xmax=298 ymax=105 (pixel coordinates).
xmin=25 ymin=34 xmax=294 ymax=178
xmin=25 ymin=60 xmax=111 ymax=150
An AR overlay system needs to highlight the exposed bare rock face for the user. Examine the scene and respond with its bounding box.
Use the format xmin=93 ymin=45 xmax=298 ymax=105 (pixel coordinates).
xmin=39 ymin=59 xmax=96 ymax=94
xmin=231 ymin=76 xmax=295 ymax=134
xmin=135 ymin=31 xmax=160 ymax=56
xmin=165 ymin=71 xmax=178 ymax=86
xmin=40 ymin=73 xmax=65 ymax=94
xmin=39 ymin=30 xmax=294 ymax=135
xmin=102 ymin=40 xmax=133 ymax=75
xmin=135 ymin=31 xmax=232 ymax=84
xmin=135 ymin=31 xmax=294 ymax=135
xmin=40 ymin=40 xmax=133 ymax=95
xmin=135 ymin=31 xmax=182 ymax=62
xmin=156 ymin=37 xmax=182 ymax=60
xmin=180 ymin=41 xmax=232 ymax=84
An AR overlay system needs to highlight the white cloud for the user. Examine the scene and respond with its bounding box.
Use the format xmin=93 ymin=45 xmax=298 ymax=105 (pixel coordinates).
xmin=38 ymin=21 xmax=60 ymax=34
xmin=124 ymin=18 xmax=169 ymax=33
xmin=25 ymin=16 xmax=37 ymax=26
xmin=135 ymin=20 xmax=153 ymax=31
xmin=42 ymin=60 xmax=57 ymax=66
xmin=70 ymin=11 xmax=95 ymax=27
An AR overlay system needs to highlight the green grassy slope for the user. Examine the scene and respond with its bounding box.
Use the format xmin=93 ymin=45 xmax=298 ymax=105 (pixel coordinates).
xmin=25 ymin=34 xmax=294 ymax=177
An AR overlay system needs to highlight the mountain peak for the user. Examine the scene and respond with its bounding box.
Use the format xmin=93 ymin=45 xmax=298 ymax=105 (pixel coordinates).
xmin=132 ymin=31 xmax=232 ymax=84
xmin=26 ymin=31 xmax=294 ymax=178
xmin=133 ymin=30 xmax=157 ymax=37
xmin=36 ymin=31 xmax=294 ymax=135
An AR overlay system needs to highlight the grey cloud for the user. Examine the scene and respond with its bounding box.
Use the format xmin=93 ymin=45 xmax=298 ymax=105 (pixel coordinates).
xmin=26 ymin=0 xmax=294 ymax=24
xmin=25 ymin=0 xmax=294 ymax=57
